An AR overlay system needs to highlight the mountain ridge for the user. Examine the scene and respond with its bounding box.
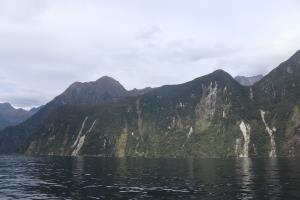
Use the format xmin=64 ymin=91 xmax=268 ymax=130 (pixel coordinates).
xmin=1 ymin=50 xmax=300 ymax=158
xmin=0 ymin=102 xmax=40 ymax=130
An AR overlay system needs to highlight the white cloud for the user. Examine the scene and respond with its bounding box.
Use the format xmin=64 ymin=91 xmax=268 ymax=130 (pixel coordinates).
xmin=0 ymin=0 xmax=299 ymax=108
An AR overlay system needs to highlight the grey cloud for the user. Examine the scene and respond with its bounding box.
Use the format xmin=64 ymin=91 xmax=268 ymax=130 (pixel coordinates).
xmin=136 ymin=26 xmax=161 ymax=41
xmin=0 ymin=0 xmax=300 ymax=108
xmin=3 ymin=96 xmax=45 ymax=109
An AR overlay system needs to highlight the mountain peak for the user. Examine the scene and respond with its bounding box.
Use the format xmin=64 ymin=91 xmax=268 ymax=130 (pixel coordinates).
xmin=205 ymin=69 xmax=233 ymax=80
xmin=0 ymin=103 xmax=14 ymax=111
xmin=210 ymin=69 xmax=233 ymax=78
xmin=94 ymin=76 xmax=124 ymax=88
xmin=212 ymin=69 xmax=229 ymax=75
xmin=96 ymin=76 xmax=117 ymax=82
xmin=0 ymin=102 xmax=39 ymax=130
xmin=54 ymin=76 xmax=128 ymax=105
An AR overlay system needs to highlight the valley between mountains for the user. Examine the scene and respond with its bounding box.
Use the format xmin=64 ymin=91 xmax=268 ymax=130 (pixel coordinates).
xmin=1 ymin=51 xmax=300 ymax=158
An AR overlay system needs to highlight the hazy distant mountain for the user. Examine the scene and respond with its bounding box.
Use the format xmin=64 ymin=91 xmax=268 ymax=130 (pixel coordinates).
xmin=2 ymin=51 xmax=300 ymax=158
xmin=235 ymin=75 xmax=263 ymax=86
xmin=0 ymin=103 xmax=41 ymax=130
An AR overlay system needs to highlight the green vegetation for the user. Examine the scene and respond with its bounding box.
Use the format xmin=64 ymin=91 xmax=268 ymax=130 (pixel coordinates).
xmin=2 ymin=51 xmax=300 ymax=158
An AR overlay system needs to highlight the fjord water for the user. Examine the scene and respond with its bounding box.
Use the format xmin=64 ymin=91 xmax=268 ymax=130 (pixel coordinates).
xmin=1 ymin=156 xmax=300 ymax=200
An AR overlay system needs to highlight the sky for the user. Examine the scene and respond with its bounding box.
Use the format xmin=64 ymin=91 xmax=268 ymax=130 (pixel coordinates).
xmin=0 ymin=0 xmax=300 ymax=109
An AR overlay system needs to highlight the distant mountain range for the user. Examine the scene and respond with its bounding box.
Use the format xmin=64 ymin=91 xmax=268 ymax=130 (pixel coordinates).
xmin=235 ymin=75 xmax=264 ymax=86
xmin=1 ymin=50 xmax=300 ymax=158
xmin=0 ymin=103 xmax=41 ymax=130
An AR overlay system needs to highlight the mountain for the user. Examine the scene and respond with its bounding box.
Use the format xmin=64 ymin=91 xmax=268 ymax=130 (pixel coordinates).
xmin=1 ymin=50 xmax=300 ymax=158
xmin=0 ymin=76 xmax=150 ymax=153
xmin=235 ymin=74 xmax=263 ymax=86
xmin=26 ymin=69 xmax=253 ymax=158
xmin=129 ymin=87 xmax=153 ymax=96
xmin=251 ymin=50 xmax=300 ymax=156
xmin=52 ymin=76 xmax=128 ymax=106
xmin=0 ymin=103 xmax=40 ymax=130
xmin=50 ymin=76 xmax=152 ymax=106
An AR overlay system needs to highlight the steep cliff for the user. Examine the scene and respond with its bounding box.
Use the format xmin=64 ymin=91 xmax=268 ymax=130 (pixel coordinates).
xmin=2 ymin=51 xmax=300 ymax=158
xmin=24 ymin=70 xmax=265 ymax=157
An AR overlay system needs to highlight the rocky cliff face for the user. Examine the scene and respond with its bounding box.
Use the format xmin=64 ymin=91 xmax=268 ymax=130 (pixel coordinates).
xmin=2 ymin=51 xmax=300 ymax=158
xmin=26 ymin=70 xmax=243 ymax=157
xmin=24 ymin=69 xmax=263 ymax=158
xmin=251 ymin=50 xmax=300 ymax=157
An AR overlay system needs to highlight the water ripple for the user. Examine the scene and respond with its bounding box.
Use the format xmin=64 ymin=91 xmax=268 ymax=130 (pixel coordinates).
xmin=0 ymin=156 xmax=300 ymax=199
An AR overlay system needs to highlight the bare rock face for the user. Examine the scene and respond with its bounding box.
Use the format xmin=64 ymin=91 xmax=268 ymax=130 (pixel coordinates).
xmin=195 ymin=82 xmax=218 ymax=131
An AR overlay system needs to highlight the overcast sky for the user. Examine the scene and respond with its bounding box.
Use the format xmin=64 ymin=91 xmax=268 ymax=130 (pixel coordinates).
xmin=0 ymin=0 xmax=300 ymax=109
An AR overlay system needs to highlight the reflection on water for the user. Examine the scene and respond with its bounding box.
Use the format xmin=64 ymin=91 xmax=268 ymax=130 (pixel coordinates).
xmin=0 ymin=156 xmax=300 ymax=199
xmin=236 ymin=158 xmax=255 ymax=199
xmin=265 ymin=158 xmax=281 ymax=199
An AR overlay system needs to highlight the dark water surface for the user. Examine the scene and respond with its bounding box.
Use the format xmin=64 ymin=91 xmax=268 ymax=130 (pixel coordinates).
xmin=1 ymin=156 xmax=300 ymax=199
